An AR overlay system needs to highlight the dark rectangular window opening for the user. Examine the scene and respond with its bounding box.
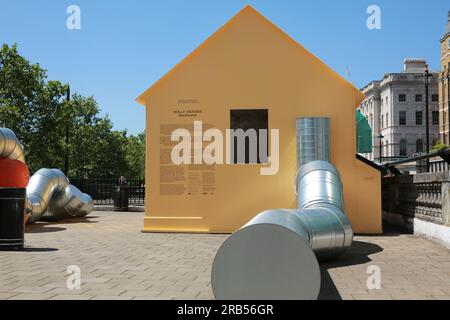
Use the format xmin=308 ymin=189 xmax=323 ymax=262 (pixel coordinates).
xmin=230 ymin=109 xmax=268 ymax=164
xmin=415 ymin=94 xmax=423 ymax=102
xmin=432 ymin=111 xmax=439 ymax=125
xmin=432 ymin=94 xmax=439 ymax=102
xmin=399 ymin=111 xmax=406 ymax=125
xmin=415 ymin=111 xmax=422 ymax=125
xmin=399 ymin=94 xmax=406 ymax=102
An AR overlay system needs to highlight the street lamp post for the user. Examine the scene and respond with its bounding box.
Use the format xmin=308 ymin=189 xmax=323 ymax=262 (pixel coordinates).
xmin=423 ymin=65 xmax=433 ymax=172
xmin=64 ymin=85 xmax=70 ymax=176
xmin=377 ymin=133 xmax=384 ymax=163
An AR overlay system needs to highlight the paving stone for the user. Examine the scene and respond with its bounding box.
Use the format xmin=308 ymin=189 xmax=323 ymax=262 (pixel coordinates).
xmin=91 ymin=295 xmax=133 ymax=300
xmin=11 ymin=286 xmax=53 ymax=294
xmin=0 ymin=292 xmax=19 ymax=299
xmin=391 ymin=294 xmax=433 ymax=300
xmin=9 ymin=293 xmax=57 ymax=300
xmin=120 ymin=289 xmax=163 ymax=297
xmin=0 ymin=211 xmax=448 ymax=300
xmin=49 ymin=294 xmax=94 ymax=300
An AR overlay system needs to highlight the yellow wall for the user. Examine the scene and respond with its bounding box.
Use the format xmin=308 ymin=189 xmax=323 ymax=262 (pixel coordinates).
xmin=139 ymin=6 xmax=382 ymax=234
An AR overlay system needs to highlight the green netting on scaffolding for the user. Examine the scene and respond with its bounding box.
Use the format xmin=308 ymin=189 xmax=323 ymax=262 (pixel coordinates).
xmin=356 ymin=110 xmax=372 ymax=153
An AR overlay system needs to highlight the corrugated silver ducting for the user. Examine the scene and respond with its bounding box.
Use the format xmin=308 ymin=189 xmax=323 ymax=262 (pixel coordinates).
xmin=1 ymin=127 xmax=93 ymax=223
xmin=26 ymin=169 xmax=70 ymax=223
xmin=26 ymin=169 xmax=93 ymax=223
xmin=296 ymin=160 xmax=343 ymax=209
xmin=295 ymin=161 xmax=352 ymax=259
xmin=211 ymin=161 xmax=353 ymax=300
xmin=46 ymin=184 xmax=93 ymax=220
xmin=296 ymin=117 xmax=330 ymax=168
xmin=0 ymin=128 xmax=26 ymax=163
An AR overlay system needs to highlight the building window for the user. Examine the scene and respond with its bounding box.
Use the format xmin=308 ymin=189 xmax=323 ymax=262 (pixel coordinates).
xmin=230 ymin=109 xmax=269 ymax=164
xmin=415 ymin=94 xmax=422 ymax=102
xmin=385 ymin=140 xmax=388 ymax=157
xmin=432 ymin=111 xmax=439 ymax=125
xmin=399 ymin=94 xmax=406 ymax=102
xmin=432 ymin=94 xmax=439 ymax=102
xmin=386 ymin=97 xmax=389 ymax=106
xmin=415 ymin=111 xmax=422 ymax=125
xmin=399 ymin=111 xmax=406 ymax=125
xmin=399 ymin=139 xmax=407 ymax=156
xmin=386 ymin=113 xmax=388 ymax=127
xmin=381 ymin=115 xmax=384 ymax=129
xmin=416 ymin=139 xmax=423 ymax=153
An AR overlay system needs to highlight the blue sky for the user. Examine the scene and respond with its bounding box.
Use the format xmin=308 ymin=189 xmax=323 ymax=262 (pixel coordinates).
xmin=0 ymin=0 xmax=448 ymax=134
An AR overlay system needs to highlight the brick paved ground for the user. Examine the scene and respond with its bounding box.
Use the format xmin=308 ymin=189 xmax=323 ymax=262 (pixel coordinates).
xmin=0 ymin=211 xmax=449 ymax=300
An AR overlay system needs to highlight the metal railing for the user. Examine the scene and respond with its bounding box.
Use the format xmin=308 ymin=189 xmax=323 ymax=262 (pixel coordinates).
xmin=69 ymin=178 xmax=145 ymax=206
xmin=384 ymin=148 xmax=450 ymax=176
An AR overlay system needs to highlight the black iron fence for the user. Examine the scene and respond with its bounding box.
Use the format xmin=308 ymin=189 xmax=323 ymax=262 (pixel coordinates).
xmin=70 ymin=178 xmax=145 ymax=206
xmin=384 ymin=147 xmax=450 ymax=175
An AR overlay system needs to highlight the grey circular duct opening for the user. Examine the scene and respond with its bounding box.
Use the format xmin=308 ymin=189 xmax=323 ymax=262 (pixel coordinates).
xmin=211 ymin=223 xmax=321 ymax=300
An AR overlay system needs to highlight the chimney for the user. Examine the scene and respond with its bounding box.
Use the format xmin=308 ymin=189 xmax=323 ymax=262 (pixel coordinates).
xmin=403 ymin=58 xmax=427 ymax=72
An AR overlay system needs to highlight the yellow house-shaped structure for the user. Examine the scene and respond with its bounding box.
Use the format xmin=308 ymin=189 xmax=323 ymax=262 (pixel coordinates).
xmin=136 ymin=5 xmax=382 ymax=234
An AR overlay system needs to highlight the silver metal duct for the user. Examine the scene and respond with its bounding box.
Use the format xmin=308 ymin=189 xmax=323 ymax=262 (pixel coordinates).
xmin=211 ymin=209 xmax=321 ymax=300
xmin=295 ymin=161 xmax=352 ymax=259
xmin=211 ymin=160 xmax=353 ymax=300
xmin=26 ymin=169 xmax=93 ymax=223
xmin=296 ymin=160 xmax=343 ymax=209
xmin=46 ymin=184 xmax=93 ymax=220
xmin=26 ymin=169 xmax=70 ymax=223
xmin=296 ymin=117 xmax=330 ymax=168
xmin=0 ymin=128 xmax=25 ymax=163
xmin=1 ymin=127 xmax=93 ymax=223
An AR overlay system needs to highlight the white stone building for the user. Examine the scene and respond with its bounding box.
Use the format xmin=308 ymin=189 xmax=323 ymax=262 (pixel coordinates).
xmin=357 ymin=59 xmax=440 ymax=165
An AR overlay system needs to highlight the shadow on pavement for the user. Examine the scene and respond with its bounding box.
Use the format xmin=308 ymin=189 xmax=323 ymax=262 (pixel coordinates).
xmin=21 ymin=247 xmax=59 ymax=252
xmin=318 ymin=240 xmax=384 ymax=300
xmin=318 ymin=270 xmax=341 ymax=300
xmin=25 ymin=225 xmax=67 ymax=233
xmin=44 ymin=216 xmax=99 ymax=225
xmin=381 ymin=222 xmax=412 ymax=235
xmin=25 ymin=216 xmax=98 ymax=233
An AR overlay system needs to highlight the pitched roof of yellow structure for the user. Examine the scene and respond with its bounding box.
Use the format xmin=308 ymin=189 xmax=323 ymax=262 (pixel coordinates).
xmin=136 ymin=5 xmax=365 ymax=106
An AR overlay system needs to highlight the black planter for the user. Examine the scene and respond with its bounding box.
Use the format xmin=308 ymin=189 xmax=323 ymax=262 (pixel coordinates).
xmin=113 ymin=186 xmax=129 ymax=212
xmin=0 ymin=187 xmax=25 ymax=250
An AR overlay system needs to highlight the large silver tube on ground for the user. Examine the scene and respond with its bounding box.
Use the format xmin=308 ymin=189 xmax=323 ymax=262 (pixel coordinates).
xmin=26 ymin=169 xmax=93 ymax=223
xmin=47 ymin=184 xmax=93 ymax=219
xmin=295 ymin=161 xmax=353 ymax=259
xmin=212 ymin=115 xmax=352 ymax=300
xmin=212 ymin=209 xmax=321 ymax=300
xmin=26 ymin=169 xmax=70 ymax=223
xmin=1 ymin=127 xmax=93 ymax=223
xmin=211 ymin=160 xmax=353 ymax=300
xmin=0 ymin=128 xmax=25 ymax=163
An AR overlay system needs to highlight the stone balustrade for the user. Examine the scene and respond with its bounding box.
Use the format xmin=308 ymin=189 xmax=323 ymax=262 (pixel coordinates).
xmin=382 ymin=171 xmax=450 ymax=231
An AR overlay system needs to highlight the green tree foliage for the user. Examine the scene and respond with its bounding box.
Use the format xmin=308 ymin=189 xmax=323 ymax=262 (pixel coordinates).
xmin=125 ymin=131 xmax=146 ymax=180
xmin=431 ymin=140 xmax=449 ymax=153
xmin=0 ymin=43 xmax=145 ymax=179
